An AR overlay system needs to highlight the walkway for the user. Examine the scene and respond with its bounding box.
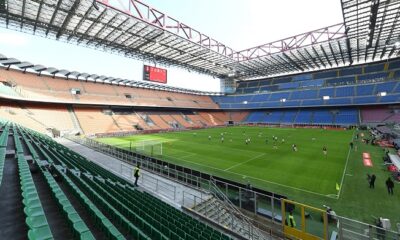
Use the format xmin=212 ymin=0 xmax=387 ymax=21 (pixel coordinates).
xmin=56 ymin=138 xmax=209 ymax=208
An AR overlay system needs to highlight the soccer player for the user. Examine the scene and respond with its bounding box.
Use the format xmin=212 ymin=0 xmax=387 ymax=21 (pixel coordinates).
xmin=208 ymin=135 xmax=211 ymax=141
xmin=281 ymin=138 xmax=285 ymax=143
xmin=221 ymin=137 xmax=224 ymax=143
xmin=245 ymin=139 xmax=248 ymax=145
xmin=273 ymin=142 xmax=278 ymax=149
xmin=265 ymin=138 xmax=268 ymax=144
xmin=247 ymin=138 xmax=251 ymax=144
xmin=292 ymin=144 xmax=297 ymax=152
xmin=323 ymin=146 xmax=327 ymax=155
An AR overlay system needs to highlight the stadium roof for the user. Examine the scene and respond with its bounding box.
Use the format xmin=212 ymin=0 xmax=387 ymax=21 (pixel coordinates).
xmin=0 ymin=53 xmax=221 ymax=95
xmin=1 ymin=0 xmax=399 ymax=80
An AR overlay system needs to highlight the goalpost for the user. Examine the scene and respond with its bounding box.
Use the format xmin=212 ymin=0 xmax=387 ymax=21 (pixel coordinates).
xmin=134 ymin=140 xmax=163 ymax=157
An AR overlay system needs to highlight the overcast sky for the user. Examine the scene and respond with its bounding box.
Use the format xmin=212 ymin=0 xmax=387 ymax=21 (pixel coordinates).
xmin=0 ymin=0 xmax=343 ymax=91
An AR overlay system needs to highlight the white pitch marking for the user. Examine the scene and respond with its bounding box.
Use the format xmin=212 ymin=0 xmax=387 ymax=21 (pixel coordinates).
xmin=223 ymin=153 xmax=266 ymax=171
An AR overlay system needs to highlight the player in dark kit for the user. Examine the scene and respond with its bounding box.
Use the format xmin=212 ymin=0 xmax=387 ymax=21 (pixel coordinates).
xmin=323 ymin=146 xmax=327 ymax=155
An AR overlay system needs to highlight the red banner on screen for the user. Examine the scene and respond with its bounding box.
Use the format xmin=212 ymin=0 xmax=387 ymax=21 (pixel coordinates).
xmin=143 ymin=65 xmax=167 ymax=84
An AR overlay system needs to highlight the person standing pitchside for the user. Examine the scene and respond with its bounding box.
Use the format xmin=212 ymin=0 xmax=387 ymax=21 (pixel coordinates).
xmin=134 ymin=163 xmax=141 ymax=187
xmin=386 ymin=177 xmax=394 ymax=195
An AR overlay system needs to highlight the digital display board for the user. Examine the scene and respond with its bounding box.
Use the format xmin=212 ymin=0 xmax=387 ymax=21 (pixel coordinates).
xmin=143 ymin=65 xmax=167 ymax=84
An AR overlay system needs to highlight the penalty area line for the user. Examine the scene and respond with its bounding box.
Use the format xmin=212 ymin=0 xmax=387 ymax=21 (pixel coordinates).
xmin=223 ymin=153 xmax=266 ymax=171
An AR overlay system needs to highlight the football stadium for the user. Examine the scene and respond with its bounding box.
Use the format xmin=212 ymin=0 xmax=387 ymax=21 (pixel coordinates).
xmin=0 ymin=0 xmax=400 ymax=239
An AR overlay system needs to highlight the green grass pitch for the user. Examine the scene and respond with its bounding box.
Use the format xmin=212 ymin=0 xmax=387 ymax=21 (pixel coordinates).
xmin=97 ymin=126 xmax=400 ymax=225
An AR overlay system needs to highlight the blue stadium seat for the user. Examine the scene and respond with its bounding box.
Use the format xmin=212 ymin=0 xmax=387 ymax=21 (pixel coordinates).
xmin=293 ymin=74 xmax=313 ymax=81
xmin=364 ymin=63 xmax=385 ymax=73
xmin=269 ymin=92 xmax=291 ymax=101
xmin=358 ymin=72 xmax=388 ymax=81
xmin=294 ymin=110 xmax=313 ymax=123
xmin=356 ymin=84 xmax=375 ymax=96
xmin=279 ymin=82 xmax=300 ymax=90
xmin=335 ymin=86 xmax=355 ymax=97
xmin=252 ymin=94 xmax=270 ymax=102
xmin=281 ymin=110 xmax=298 ymax=123
xmin=282 ymin=100 xmax=301 ymax=107
xmin=353 ymin=96 xmax=378 ymax=104
xmin=272 ymin=77 xmax=292 ymax=84
xmin=301 ymin=90 xmax=318 ymax=99
xmin=259 ymin=101 xmax=280 ymax=108
xmin=246 ymin=111 xmax=265 ymax=122
xmin=319 ymin=88 xmax=335 ymax=97
xmin=290 ymin=91 xmax=302 ymax=100
xmin=326 ymin=98 xmax=352 ymax=105
xmin=314 ymin=70 xmax=337 ymax=79
xmin=340 ymin=67 xmax=362 ymax=76
xmin=335 ymin=109 xmax=358 ymax=124
xmin=264 ymin=111 xmax=285 ymax=123
xmin=388 ymin=59 xmax=400 ymax=70
xmin=379 ymin=94 xmax=400 ymax=103
xmin=302 ymin=99 xmax=324 ymax=106
xmin=313 ymin=110 xmax=333 ymax=124
xmin=375 ymin=81 xmax=397 ymax=93
xmin=300 ymin=79 xmax=324 ymax=88
xmin=326 ymin=76 xmax=355 ymax=85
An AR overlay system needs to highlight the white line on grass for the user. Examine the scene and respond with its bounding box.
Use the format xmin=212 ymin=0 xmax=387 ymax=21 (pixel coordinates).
xmin=165 ymin=153 xmax=333 ymax=198
xmin=223 ymin=153 xmax=266 ymax=171
xmin=176 ymin=153 xmax=196 ymax=159
xmin=337 ymin=130 xmax=355 ymax=199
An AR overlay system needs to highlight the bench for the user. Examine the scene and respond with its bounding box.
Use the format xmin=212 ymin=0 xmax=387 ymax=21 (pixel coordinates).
xmin=389 ymin=154 xmax=400 ymax=169
xmin=257 ymin=208 xmax=282 ymax=223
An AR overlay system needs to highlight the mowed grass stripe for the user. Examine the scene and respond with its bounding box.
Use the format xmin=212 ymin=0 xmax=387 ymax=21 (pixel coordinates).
xmin=98 ymin=126 xmax=353 ymax=196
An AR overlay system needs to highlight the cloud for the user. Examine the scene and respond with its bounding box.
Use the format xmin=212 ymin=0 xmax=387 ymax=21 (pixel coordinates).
xmin=0 ymin=32 xmax=29 ymax=46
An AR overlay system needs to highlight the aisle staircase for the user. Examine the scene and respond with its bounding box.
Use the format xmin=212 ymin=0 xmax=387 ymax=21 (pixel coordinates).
xmin=207 ymin=113 xmax=218 ymax=125
xmin=67 ymin=106 xmax=83 ymax=134
xmin=190 ymin=178 xmax=272 ymax=240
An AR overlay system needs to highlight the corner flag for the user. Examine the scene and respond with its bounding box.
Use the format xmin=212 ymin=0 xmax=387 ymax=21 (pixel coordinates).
xmin=336 ymin=183 xmax=340 ymax=191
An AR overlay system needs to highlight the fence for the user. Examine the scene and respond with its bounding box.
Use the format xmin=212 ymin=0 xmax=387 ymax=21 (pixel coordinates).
xmin=67 ymin=135 xmax=400 ymax=240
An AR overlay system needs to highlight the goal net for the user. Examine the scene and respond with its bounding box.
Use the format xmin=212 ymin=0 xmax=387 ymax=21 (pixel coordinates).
xmin=134 ymin=140 xmax=163 ymax=157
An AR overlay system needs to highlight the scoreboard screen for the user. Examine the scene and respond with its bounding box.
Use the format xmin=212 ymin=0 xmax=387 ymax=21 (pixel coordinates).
xmin=143 ymin=65 xmax=167 ymax=84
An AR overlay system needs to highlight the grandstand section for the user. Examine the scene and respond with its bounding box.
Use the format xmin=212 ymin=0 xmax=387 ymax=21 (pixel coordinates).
xmin=214 ymin=59 xmax=400 ymax=109
xmin=0 ymin=121 xmax=234 ymax=240
xmin=1 ymin=0 xmax=400 ymax=239
xmin=0 ymin=67 xmax=219 ymax=109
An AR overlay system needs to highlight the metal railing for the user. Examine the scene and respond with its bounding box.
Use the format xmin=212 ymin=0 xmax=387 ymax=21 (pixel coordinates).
xmin=66 ymin=135 xmax=400 ymax=240
xmin=67 ymin=136 xmax=178 ymax=201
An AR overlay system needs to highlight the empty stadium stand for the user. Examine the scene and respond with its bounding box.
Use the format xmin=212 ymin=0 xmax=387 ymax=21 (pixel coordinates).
xmin=361 ymin=106 xmax=400 ymax=124
xmin=0 ymin=68 xmax=219 ymax=109
xmin=0 ymin=120 xmax=232 ymax=240
xmin=245 ymin=108 xmax=359 ymax=125
xmin=214 ymin=59 xmax=400 ymax=110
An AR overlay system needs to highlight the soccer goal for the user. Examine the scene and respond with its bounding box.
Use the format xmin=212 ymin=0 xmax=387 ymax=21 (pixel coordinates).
xmin=134 ymin=140 xmax=163 ymax=157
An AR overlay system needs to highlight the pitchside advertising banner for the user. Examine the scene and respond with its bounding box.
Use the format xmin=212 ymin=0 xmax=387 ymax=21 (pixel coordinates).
xmin=143 ymin=65 xmax=167 ymax=84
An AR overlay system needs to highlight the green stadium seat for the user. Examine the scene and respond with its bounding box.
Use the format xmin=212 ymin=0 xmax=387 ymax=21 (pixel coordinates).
xmin=27 ymin=226 xmax=53 ymax=240
xmin=26 ymin=215 xmax=49 ymax=229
